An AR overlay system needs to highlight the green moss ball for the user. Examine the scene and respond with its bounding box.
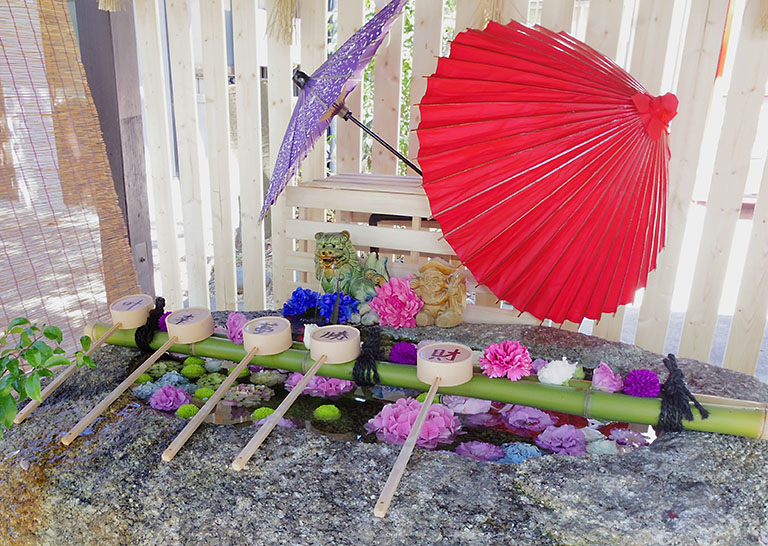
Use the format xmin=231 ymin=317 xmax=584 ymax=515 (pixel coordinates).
xmin=194 ymin=387 xmax=215 ymax=400
xmin=416 ymin=392 xmax=440 ymax=404
xmin=176 ymin=404 xmax=199 ymax=419
xmin=197 ymin=373 xmax=227 ymax=390
xmin=313 ymin=404 xmax=341 ymax=422
xmin=236 ymin=366 xmax=249 ymax=379
xmin=181 ymin=364 xmax=206 ymax=379
xmin=184 ymin=356 xmax=205 ymax=367
xmin=135 ymin=373 xmax=153 ymax=385
xmin=251 ymin=407 xmax=275 ymax=421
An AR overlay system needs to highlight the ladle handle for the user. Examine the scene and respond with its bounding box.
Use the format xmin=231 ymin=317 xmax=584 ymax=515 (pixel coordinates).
xmin=61 ymin=336 xmax=178 ymax=446
xmin=15 ymin=322 xmax=122 ymax=425
xmin=374 ymin=378 xmax=441 ymax=518
xmin=162 ymin=346 xmax=260 ymax=462
xmin=232 ymin=354 xmax=328 ymax=471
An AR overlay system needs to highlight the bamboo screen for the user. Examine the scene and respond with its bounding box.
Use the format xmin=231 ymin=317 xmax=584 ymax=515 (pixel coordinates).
xmin=0 ymin=0 xmax=139 ymax=351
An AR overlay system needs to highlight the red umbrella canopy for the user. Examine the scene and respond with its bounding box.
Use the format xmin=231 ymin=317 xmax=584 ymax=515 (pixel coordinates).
xmin=416 ymin=20 xmax=678 ymax=324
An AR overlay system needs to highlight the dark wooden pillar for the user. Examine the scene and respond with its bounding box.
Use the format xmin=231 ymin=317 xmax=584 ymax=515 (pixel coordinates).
xmin=73 ymin=0 xmax=155 ymax=295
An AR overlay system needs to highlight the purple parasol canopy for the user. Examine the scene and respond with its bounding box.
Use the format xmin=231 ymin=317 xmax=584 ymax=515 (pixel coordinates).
xmin=259 ymin=0 xmax=409 ymax=221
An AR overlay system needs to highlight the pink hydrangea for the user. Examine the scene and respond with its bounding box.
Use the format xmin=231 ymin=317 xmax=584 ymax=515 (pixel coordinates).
xmin=455 ymin=441 xmax=505 ymax=462
xmin=479 ymin=340 xmax=532 ymax=381
xmin=501 ymin=405 xmax=557 ymax=438
xmin=609 ymin=428 xmax=649 ymax=448
xmin=592 ymin=362 xmax=624 ymax=393
xmin=226 ymin=312 xmax=248 ymax=345
xmin=364 ymin=397 xmax=462 ymax=449
xmin=440 ymin=395 xmax=492 ymax=415
xmin=369 ymin=276 xmax=424 ymax=328
xmin=149 ymin=385 xmax=191 ymax=411
xmin=284 ymin=373 xmax=356 ymax=399
xmin=535 ymin=424 xmax=587 ymax=455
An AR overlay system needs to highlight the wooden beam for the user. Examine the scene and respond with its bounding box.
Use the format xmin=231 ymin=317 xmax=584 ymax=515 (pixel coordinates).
xmin=336 ymin=0 xmax=364 ymax=174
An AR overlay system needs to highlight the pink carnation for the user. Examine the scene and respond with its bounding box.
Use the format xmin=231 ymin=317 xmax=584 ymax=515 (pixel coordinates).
xmin=501 ymin=405 xmax=557 ymax=438
xmin=455 ymin=441 xmax=505 ymax=462
xmin=149 ymin=385 xmax=191 ymax=411
xmin=535 ymin=424 xmax=587 ymax=455
xmin=369 ymin=277 xmax=424 ymax=328
xmin=479 ymin=340 xmax=532 ymax=381
xmin=592 ymin=362 xmax=624 ymax=393
xmin=284 ymin=373 xmax=356 ymax=399
xmin=226 ymin=312 xmax=248 ymax=345
xmin=364 ymin=397 xmax=462 ymax=449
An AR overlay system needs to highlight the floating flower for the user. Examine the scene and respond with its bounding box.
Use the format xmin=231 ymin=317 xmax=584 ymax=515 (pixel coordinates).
xmin=222 ymin=384 xmax=275 ymax=408
xmin=226 ymin=312 xmax=248 ymax=345
xmin=158 ymin=311 xmax=171 ymax=332
xmin=586 ymin=439 xmax=619 ymax=455
xmin=389 ymin=341 xmax=417 ymax=364
xmin=250 ymin=369 xmax=288 ymax=386
xmin=303 ymin=324 xmax=319 ymax=349
xmin=461 ymin=412 xmax=504 ymax=428
xmin=317 ymin=293 xmax=359 ymax=324
xmin=531 ymin=358 xmax=548 ymax=373
xmin=284 ymin=373 xmax=356 ymax=399
xmin=623 ymin=369 xmax=661 ymax=397
xmin=479 ymin=340 xmax=532 ymax=381
xmin=592 ymin=362 xmax=624 ymax=393
xmin=609 ymin=428 xmax=649 ymax=448
xmin=364 ymin=397 xmax=462 ymax=449
xmin=538 ymin=357 xmax=578 ymax=385
xmin=149 ymin=385 xmax=191 ymax=411
xmin=501 ymin=405 xmax=557 ymax=437
xmin=581 ymin=427 xmax=607 ymax=443
xmin=455 ymin=441 xmax=504 ymax=462
xmin=440 ymin=395 xmax=492 ymax=415
xmin=497 ymin=442 xmax=545 ymax=464
xmin=535 ymin=424 xmax=587 ymax=455
xmin=369 ymin=276 xmax=424 ymax=328
xmin=282 ymin=287 xmax=320 ymax=317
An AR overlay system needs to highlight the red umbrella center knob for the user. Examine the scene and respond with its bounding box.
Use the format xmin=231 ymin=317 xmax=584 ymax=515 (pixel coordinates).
xmin=632 ymin=92 xmax=679 ymax=140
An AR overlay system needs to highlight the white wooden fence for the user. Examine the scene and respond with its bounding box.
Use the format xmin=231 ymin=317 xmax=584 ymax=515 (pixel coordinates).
xmin=132 ymin=0 xmax=768 ymax=376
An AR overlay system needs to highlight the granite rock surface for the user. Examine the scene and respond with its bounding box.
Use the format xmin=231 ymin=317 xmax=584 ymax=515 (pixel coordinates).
xmin=2 ymin=321 xmax=768 ymax=545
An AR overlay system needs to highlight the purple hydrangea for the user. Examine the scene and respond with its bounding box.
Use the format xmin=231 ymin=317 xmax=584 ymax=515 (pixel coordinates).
xmin=389 ymin=342 xmax=417 ymax=364
xmin=149 ymin=385 xmax=191 ymax=411
xmin=282 ymin=287 xmax=320 ymax=317
xmin=455 ymin=441 xmax=505 ymax=462
xmin=226 ymin=312 xmax=247 ymax=345
xmin=535 ymin=424 xmax=587 ymax=455
xmin=623 ymin=369 xmax=661 ymax=397
xmin=502 ymin=405 xmax=557 ymax=437
xmin=531 ymin=358 xmax=548 ymax=373
xmin=284 ymin=372 xmax=356 ymax=399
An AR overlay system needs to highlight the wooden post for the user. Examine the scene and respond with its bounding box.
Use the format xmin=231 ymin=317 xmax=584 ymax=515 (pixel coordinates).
xmin=74 ymin=0 xmax=154 ymax=295
xmin=540 ymin=0 xmax=574 ymax=32
xmin=336 ymin=0 xmax=364 ymax=174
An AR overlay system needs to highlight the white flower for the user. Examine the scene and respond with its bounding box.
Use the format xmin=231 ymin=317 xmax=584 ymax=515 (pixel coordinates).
xmin=440 ymin=395 xmax=492 ymax=415
xmin=581 ymin=427 xmax=606 ymax=443
xmin=303 ymin=324 xmax=319 ymax=350
xmin=537 ymin=356 xmax=578 ymax=385
xmin=586 ymin=439 xmax=619 ymax=455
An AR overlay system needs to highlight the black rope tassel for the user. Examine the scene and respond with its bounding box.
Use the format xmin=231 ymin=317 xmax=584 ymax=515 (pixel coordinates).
xmin=353 ymin=326 xmax=382 ymax=387
xmin=134 ymin=297 xmax=166 ymax=353
xmin=658 ymin=353 xmax=709 ymax=433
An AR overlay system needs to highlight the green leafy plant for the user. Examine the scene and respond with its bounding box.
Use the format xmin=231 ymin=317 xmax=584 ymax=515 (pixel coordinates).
xmin=0 ymin=317 xmax=94 ymax=436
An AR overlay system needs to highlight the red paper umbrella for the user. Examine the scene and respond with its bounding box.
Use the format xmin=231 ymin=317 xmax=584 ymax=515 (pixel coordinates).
xmin=416 ymin=20 xmax=678 ymax=324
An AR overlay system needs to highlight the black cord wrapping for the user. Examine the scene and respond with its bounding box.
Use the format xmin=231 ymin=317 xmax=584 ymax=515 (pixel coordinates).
xmin=134 ymin=297 xmax=166 ymax=353
xmin=658 ymin=353 xmax=709 ymax=433
xmin=353 ymin=326 xmax=382 ymax=386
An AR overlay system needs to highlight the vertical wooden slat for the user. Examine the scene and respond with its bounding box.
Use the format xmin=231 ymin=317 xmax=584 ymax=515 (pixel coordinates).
xmin=583 ymin=0 xmax=625 ymax=59
xmin=371 ymin=8 xmax=403 ymax=174
xmin=502 ymin=0 xmax=530 ymax=23
xmin=454 ymin=0 xmax=476 ymax=35
xmin=336 ymin=0 xmax=364 ymax=174
xmin=200 ymin=0 xmax=236 ymax=310
xmin=133 ymin=0 xmax=182 ymax=308
xmin=232 ymin=0 xmax=266 ymax=309
xmin=725 ymin=152 xmax=768 ymax=374
xmin=540 ymin=0 xmax=575 ymax=32
xmin=266 ymin=0 xmax=294 ymax=305
xmin=635 ymin=0 xmax=729 ymax=353
xmin=408 ymin=0 xmax=442 ymax=163
xmin=679 ymin=0 xmax=768 ymax=362
xmin=300 ymin=0 xmax=326 ymax=184
xmin=593 ymin=0 xmax=674 ymax=341
xmin=166 ymin=0 xmax=208 ymax=307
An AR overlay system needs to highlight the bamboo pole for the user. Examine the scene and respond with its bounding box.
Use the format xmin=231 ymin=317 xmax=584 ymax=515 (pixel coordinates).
xmin=87 ymin=323 xmax=768 ymax=440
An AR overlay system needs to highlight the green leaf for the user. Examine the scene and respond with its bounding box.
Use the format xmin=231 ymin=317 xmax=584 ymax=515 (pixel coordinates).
xmin=83 ymin=355 xmax=96 ymax=369
xmin=24 ymin=346 xmax=42 ymax=367
xmin=43 ymin=355 xmax=71 ymax=369
xmin=13 ymin=376 xmax=26 ymax=400
xmin=37 ymin=369 xmax=54 ymax=378
xmin=0 ymin=374 xmax=14 ymax=396
xmin=26 ymin=374 xmax=41 ymax=403
xmin=0 ymin=394 xmax=17 ymax=429
xmin=8 ymin=317 xmax=30 ymax=328
xmin=32 ymin=341 xmax=54 ymax=362
xmin=19 ymin=332 xmax=32 ymax=348
xmin=43 ymin=326 xmax=62 ymax=344
xmin=53 ymin=347 xmax=65 ymax=354
xmin=80 ymin=335 xmax=92 ymax=353
xmin=9 ymin=326 xmax=25 ymax=336
xmin=5 ymin=358 xmax=20 ymax=375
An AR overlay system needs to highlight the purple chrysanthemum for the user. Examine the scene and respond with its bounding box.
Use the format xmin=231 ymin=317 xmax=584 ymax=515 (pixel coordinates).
xmin=284 ymin=373 xmax=356 ymax=399
xmin=623 ymin=369 xmax=661 ymax=397
xmin=158 ymin=311 xmax=171 ymax=332
xmin=535 ymin=424 xmax=587 ymax=455
xmin=479 ymin=340 xmax=533 ymax=381
xmin=455 ymin=441 xmax=505 ymax=462
xmin=389 ymin=341 xmax=417 ymax=364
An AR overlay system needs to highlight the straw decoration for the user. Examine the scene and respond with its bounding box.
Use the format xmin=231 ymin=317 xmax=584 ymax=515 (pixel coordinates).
xmin=98 ymin=0 xmax=129 ymax=12
xmin=267 ymin=0 xmax=297 ymax=45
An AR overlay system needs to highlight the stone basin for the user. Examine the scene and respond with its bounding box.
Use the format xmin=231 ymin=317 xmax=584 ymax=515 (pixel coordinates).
xmin=2 ymin=318 xmax=768 ymax=545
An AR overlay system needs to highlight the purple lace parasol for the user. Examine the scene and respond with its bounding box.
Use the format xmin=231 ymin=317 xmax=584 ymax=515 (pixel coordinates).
xmin=259 ymin=0 xmax=408 ymax=221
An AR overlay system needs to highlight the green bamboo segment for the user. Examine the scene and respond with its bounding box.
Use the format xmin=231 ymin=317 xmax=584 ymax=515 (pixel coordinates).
xmin=88 ymin=323 xmax=768 ymax=440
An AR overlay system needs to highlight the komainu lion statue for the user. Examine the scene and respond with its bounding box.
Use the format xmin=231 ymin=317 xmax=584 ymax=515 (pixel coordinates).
xmin=410 ymin=261 xmax=467 ymax=328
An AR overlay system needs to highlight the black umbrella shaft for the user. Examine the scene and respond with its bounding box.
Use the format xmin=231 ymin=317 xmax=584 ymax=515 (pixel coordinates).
xmin=342 ymin=110 xmax=422 ymax=176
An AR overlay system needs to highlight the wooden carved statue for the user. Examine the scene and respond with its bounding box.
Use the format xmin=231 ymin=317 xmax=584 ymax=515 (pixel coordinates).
xmin=410 ymin=261 xmax=467 ymax=328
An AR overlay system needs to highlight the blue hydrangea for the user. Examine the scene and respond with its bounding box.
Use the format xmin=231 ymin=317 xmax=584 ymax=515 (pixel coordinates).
xmin=317 ymin=293 xmax=359 ymax=324
xmin=155 ymin=371 xmax=189 ymax=387
xmin=180 ymin=382 xmax=199 ymax=395
xmin=134 ymin=382 xmax=161 ymax=400
xmin=282 ymin=287 xmax=320 ymax=317
xmin=497 ymin=442 xmax=545 ymax=464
